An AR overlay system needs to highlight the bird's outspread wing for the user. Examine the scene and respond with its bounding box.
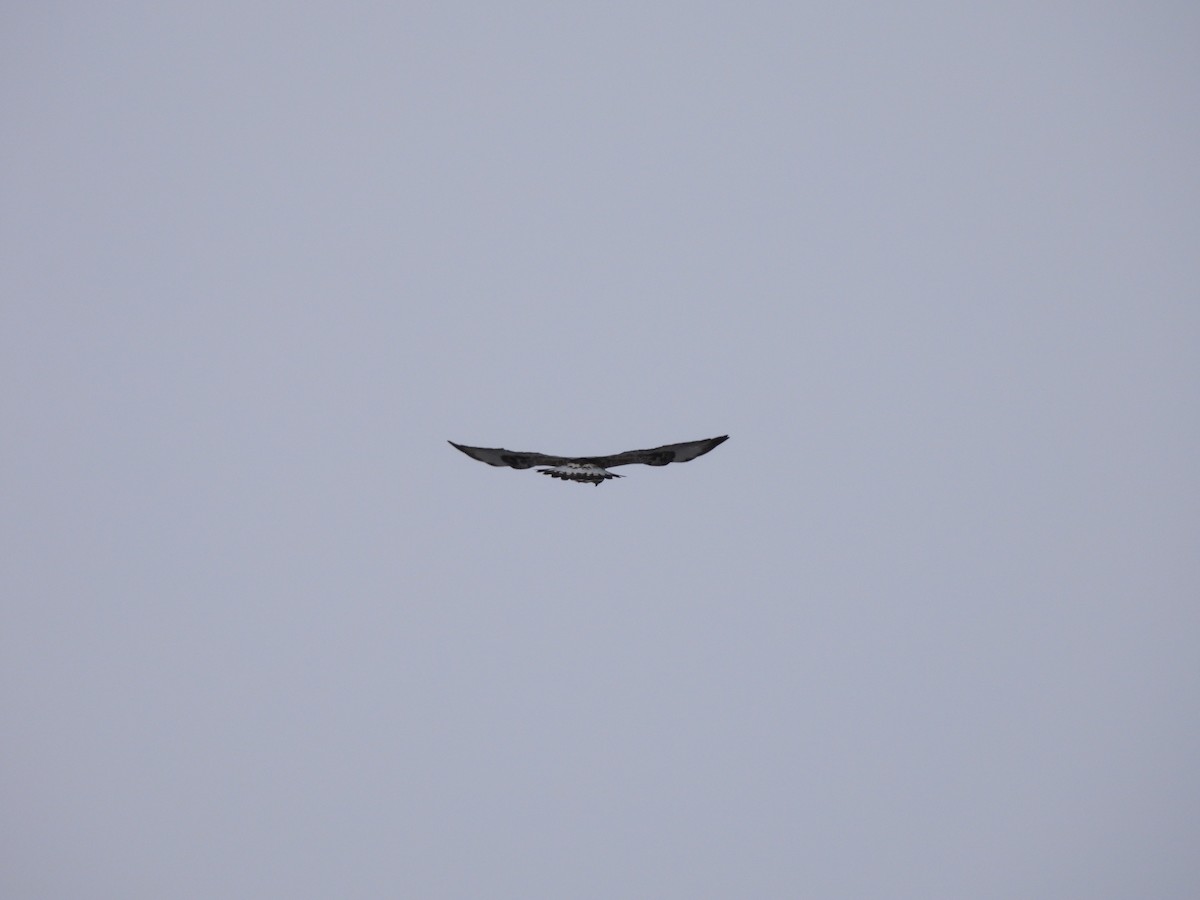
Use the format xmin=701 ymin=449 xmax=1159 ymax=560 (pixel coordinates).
xmin=447 ymin=442 xmax=568 ymax=469
xmin=590 ymin=435 xmax=729 ymax=468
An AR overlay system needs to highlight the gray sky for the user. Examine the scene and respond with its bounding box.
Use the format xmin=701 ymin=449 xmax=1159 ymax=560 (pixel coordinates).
xmin=3 ymin=3 xmax=1198 ymax=898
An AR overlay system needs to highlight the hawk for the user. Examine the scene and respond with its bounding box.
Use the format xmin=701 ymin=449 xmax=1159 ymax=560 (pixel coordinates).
xmin=448 ymin=435 xmax=729 ymax=485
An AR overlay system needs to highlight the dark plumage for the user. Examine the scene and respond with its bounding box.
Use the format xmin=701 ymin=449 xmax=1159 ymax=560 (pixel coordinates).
xmin=448 ymin=435 xmax=729 ymax=485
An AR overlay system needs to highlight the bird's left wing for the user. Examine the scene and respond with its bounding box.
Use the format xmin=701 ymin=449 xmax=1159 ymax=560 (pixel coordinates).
xmin=591 ymin=435 xmax=729 ymax=468
xmin=448 ymin=441 xmax=568 ymax=470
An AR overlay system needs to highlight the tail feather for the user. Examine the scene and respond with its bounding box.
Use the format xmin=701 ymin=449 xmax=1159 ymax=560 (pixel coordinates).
xmin=537 ymin=464 xmax=620 ymax=485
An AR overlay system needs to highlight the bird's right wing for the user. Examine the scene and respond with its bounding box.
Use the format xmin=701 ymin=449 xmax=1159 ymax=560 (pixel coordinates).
xmin=448 ymin=442 xmax=568 ymax=470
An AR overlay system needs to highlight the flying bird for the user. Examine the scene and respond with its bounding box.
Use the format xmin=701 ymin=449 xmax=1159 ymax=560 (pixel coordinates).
xmin=448 ymin=435 xmax=729 ymax=485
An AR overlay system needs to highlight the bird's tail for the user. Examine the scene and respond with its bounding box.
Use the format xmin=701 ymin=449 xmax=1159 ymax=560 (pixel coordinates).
xmin=537 ymin=465 xmax=621 ymax=485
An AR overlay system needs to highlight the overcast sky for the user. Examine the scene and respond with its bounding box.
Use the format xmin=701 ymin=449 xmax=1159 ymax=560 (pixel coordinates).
xmin=3 ymin=3 xmax=1198 ymax=898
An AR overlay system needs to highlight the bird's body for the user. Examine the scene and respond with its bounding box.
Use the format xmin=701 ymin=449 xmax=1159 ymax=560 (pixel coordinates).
xmin=448 ymin=435 xmax=728 ymax=485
